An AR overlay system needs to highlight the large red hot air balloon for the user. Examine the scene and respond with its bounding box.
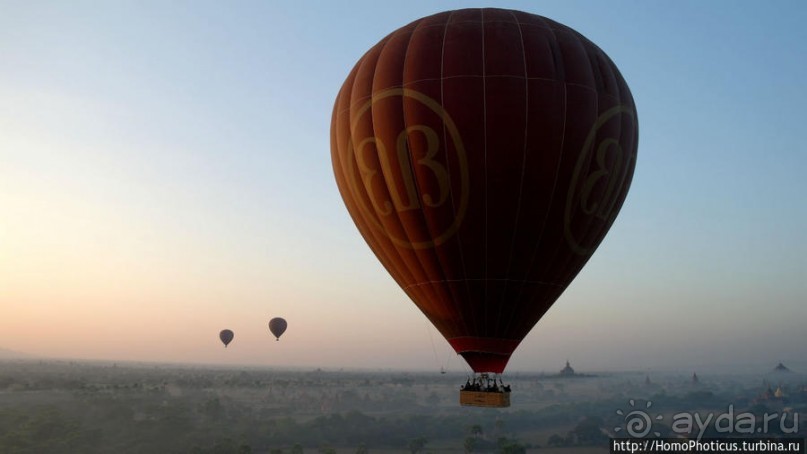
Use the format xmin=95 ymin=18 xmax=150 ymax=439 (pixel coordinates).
xmin=331 ymin=8 xmax=637 ymax=375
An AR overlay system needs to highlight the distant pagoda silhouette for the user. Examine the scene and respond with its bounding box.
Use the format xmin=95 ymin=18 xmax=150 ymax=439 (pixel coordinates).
xmin=543 ymin=360 xmax=595 ymax=379
xmin=560 ymin=360 xmax=575 ymax=377
xmin=773 ymin=362 xmax=792 ymax=373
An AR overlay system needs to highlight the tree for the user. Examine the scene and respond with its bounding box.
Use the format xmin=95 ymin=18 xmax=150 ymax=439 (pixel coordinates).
xmin=200 ymin=397 xmax=224 ymax=421
xmin=497 ymin=437 xmax=527 ymax=454
xmin=493 ymin=418 xmax=506 ymax=439
xmin=569 ymin=416 xmax=607 ymax=445
xmin=464 ymin=436 xmax=478 ymax=453
xmin=547 ymin=434 xmax=565 ymax=447
xmin=408 ymin=437 xmax=428 ymax=454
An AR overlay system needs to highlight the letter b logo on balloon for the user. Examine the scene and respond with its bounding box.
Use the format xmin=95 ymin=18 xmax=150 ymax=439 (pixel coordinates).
xmin=564 ymin=105 xmax=638 ymax=256
xmin=345 ymin=88 xmax=469 ymax=250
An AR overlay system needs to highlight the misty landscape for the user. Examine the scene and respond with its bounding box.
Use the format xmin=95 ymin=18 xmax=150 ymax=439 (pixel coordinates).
xmin=2 ymin=1 xmax=806 ymax=453
xmin=1 ymin=357 xmax=804 ymax=453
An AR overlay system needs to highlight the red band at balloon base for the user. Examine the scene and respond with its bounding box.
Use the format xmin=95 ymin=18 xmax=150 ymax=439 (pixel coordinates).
xmin=448 ymin=337 xmax=521 ymax=374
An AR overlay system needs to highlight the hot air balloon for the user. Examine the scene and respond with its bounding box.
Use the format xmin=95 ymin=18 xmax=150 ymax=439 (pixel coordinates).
xmin=268 ymin=317 xmax=287 ymax=341
xmin=331 ymin=8 xmax=637 ymax=406
xmin=219 ymin=329 xmax=234 ymax=348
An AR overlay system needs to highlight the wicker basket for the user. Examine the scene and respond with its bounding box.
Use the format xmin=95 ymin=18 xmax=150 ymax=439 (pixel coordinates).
xmin=459 ymin=390 xmax=511 ymax=408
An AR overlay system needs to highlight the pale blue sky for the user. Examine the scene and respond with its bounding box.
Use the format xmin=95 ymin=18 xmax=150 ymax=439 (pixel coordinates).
xmin=1 ymin=1 xmax=805 ymax=373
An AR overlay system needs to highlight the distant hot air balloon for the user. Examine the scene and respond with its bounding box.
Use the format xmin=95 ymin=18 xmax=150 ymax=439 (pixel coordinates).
xmin=331 ymin=8 xmax=637 ymax=379
xmin=219 ymin=329 xmax=234 ymax=348
xmin=268 ymin=317 xmax=287 ymax=341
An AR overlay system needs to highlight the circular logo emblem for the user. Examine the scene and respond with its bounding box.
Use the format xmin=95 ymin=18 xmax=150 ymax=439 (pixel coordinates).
xmin=564 ymin=105 xmax=637 ymax=255
xmin=345 ymin=88 xmax=469 ymax=249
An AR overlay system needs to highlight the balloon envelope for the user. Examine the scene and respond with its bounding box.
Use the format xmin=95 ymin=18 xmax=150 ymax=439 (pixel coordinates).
xmin=331 ymin=8 xmax=638 ymax=373
xmin=219 ymin=329 xmax=234 ymax=348
xmin=268 ymin=317 xmax=287 ymax=340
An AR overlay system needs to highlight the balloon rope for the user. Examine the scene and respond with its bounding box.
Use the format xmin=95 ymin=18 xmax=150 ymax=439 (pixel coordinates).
xmin=425 ymin=321 xmax=440 ymax=370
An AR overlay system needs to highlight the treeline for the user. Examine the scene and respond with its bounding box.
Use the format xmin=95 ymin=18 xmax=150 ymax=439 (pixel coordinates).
xmin=0 ymin=402 xmax=551 ymax=453
xmin=3 ymin=361 xmax=804 ymax=453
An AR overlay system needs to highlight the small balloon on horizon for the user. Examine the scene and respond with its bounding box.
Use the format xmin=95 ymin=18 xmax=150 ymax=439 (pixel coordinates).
xmin=219 ymin=329 xmax=234 ymax=348
xmin=268 ymin=317 xmax=287 ymax=341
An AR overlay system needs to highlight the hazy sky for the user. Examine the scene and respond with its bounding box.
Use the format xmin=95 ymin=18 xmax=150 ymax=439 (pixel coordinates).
xmin=2 ymin=0 xmax=805 ymax=374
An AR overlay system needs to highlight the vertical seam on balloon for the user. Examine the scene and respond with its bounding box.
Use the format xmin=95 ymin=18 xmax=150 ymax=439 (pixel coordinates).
xmin=503 ymin=13 xmax=569 ymax=337
xmin=336 ymin=131 xmax=416 ymax=291
xmin=553 ymin=33 xmax=600 ymax=301
xmin=337 ymin=107 xmax=415 ymax=291
xmin=570 ymin=58 xmax=637 ymax=274
xmin=480 ymin=8 xmax=489 ymax=338
xmin=367 ymin=26 xmax=482 ymax=342
xmin=340 ymin=43 xmax=428 ymax=311
xmin=397 ymin=21 xmax=444 ymax=332
xmin=366 ymin=27 xmax=450 ymax=326
xmin=440 ymin=9 xmax=475 ymax=340
xmin=497 ymin=9 xmax=530 ymax=340
xmin=340 ymin=49 xmax=400 ymax=277
xmin=400 ymin=15 xmax=468 ymax=341
xmin=434 ymin=11 xmax=472 ymax=339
